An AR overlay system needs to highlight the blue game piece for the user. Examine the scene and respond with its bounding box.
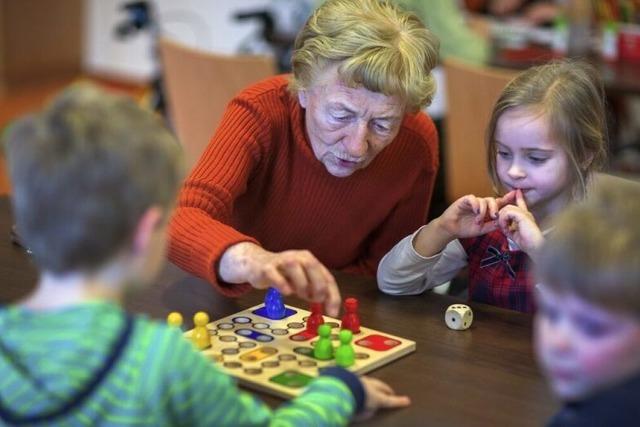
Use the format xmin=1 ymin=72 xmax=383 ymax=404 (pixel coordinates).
xmin=265 ymin=287 xmax=286 ymax=319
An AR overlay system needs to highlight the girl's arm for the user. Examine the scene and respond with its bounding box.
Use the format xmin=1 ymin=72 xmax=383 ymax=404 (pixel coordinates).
xmin=417 ymin=192 xmax=517 ymax=256
xmin=377 ymin=227 xmax=468 ymax=295
xmin=377 ymin=192 xmax=517 ymax=295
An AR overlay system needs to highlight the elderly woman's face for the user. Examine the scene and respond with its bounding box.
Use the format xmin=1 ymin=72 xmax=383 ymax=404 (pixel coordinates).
xmin=298 ymin=64 xmax=405 ymax=177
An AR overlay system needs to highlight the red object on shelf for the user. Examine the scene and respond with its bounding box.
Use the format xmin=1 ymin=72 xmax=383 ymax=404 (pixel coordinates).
xmin=500 ymin=45 xmax=561 ymax=64
xmin=619 ymin=25 xmax=640 ymax=63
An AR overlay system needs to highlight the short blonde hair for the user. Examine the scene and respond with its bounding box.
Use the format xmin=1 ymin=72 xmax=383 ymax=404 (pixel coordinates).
xmin=5 ymin=83 xmax=183 ymax=274
xmin=486 ymin=60 xmax=608 ymax=198
xmin=290 ymin=0 xmax=439 ymax=112
xmin=537 ymin=178 xmax=640 ymax=316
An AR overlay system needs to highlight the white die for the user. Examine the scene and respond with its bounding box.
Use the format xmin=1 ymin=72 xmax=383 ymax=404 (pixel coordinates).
xmin=445 ymin=304 xmax=473 ymax=330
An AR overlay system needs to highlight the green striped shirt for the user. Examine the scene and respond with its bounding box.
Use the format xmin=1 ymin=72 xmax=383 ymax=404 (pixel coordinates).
xmin=0 ymin=302 xmax=356 ymax=426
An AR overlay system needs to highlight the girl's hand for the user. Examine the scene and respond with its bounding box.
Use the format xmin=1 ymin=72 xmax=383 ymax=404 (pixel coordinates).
xmin=437 ymin=191 xmax=516 ymax=240
xmin=497 ymin=190 xmax=544 ymax=257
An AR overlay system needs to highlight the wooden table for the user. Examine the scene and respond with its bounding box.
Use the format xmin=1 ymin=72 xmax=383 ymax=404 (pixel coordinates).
xmin=0 ymin=197 xmax=558 ymax=426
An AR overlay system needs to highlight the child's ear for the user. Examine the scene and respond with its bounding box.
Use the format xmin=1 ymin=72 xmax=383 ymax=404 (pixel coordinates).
xmin=131 ymin=206 xmax=164 ymax=255
xmin=581 ymin=152 xmax=595 ymax=170
xmin=298 ymin=89 xmax=308 ymax=109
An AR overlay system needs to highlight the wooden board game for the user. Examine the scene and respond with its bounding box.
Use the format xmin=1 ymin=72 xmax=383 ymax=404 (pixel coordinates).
xmin=184 ymin=303 xmax=416 ymax=399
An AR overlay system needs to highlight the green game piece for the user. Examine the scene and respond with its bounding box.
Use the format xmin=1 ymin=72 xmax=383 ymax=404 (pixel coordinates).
xmin=313 ymin=324 xmax=333 ymax=360
xmin=335 ymin=329 xmax=355 ymax=367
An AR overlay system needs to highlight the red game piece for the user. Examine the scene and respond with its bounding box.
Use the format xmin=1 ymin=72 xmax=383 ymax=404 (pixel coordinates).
xmin=305 ymin=302 xmax=324 ymax=334
xmin=341 ymin=297 xmax=360 ymax=333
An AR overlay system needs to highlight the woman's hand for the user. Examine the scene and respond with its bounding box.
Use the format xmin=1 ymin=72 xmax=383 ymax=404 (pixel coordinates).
xmin=219 ymin=242 xmax=341 ymax=316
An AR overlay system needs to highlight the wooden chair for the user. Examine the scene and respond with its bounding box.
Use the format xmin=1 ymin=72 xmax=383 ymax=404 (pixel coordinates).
xmin=159 ymin=38 xmax=276 ymax=169
xmin=0 ymin=157 xmax=10 ymax=195
xmin=443 ymin=57 xmax=519 ymax=202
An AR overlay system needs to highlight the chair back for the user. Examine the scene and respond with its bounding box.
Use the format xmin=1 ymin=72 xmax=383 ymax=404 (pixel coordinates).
xmin=0 ymin=158 xmax=10 ymax=195
xmin=443 ymin=57 xmax=519 ymax=202
xmin=159 ymin=38 xmax=276 ymax=168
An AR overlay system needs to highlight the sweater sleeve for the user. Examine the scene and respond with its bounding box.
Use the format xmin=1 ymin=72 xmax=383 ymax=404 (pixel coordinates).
xmin=377 ymin=227 xmax=468 ymax=295
xmin=164 ymin=330 xmax=358 ymax=427
xmin=168 ymin=96 xmax=271 ymax=296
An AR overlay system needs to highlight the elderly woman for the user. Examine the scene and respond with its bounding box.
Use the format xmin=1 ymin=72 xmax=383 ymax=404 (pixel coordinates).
xmin=169 ymin=0 xmax=440 ymax=315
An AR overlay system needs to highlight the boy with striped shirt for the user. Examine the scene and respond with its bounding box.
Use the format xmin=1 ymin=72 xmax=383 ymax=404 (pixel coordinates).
xmin=0 ymin=84 xmax=409 ymax=426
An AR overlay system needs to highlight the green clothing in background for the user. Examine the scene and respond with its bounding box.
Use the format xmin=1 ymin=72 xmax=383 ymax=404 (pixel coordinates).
xmin=0 ymin=302 xmax=356 ymax=426
xmin=398 ymin=0 xmax=489 ymax=64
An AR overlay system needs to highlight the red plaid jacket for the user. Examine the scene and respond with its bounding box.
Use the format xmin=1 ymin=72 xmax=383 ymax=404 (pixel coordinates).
xmin=460 ymin=230 xmax=535 ymax=313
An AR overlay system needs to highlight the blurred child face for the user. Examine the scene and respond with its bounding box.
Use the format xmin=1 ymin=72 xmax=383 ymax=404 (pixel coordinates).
xmin=495 ymin=108 xmax=573 ymax=218
xmin=534 ymin=287 xmax=640 ymax=402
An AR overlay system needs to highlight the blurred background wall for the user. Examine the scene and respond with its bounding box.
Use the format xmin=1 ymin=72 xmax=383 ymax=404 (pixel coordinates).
xmin=84 ymin=0 xmax=278 ymax=82
xmin=0 ymin=0 xmax=311 ymax=90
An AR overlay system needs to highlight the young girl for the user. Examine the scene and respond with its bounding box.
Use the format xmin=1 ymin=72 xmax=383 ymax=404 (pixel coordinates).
xmin=377 ymin=60 xmax=608 ymax=313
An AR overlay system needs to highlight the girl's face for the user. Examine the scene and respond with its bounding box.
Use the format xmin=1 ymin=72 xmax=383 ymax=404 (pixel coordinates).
xmin=494 ymin=108 xmax=573 ymax=220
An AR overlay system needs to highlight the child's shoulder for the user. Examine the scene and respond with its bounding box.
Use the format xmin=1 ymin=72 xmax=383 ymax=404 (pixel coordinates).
xmin=0 ymin=302 xmax=191 ymax=363
xmin=550 ymin=374 xmax=640 ymax=427
xmin=0 ymin=301 xmax=126 ymax=338
xmin=127 ymin=312 xmax=221 ymax=378
xmin=126 ymin=311 xmax=196 ymax=362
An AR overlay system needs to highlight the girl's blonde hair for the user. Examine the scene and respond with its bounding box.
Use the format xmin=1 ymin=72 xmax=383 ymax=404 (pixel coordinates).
xmin=486 ymin=60 xmax=608 ymax=198
xmin=289 ymin=0 xmax=439 ymax=112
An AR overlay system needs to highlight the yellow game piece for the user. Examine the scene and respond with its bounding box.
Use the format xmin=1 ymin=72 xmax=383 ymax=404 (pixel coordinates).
xmin=167 ymin=312 xmax=183 ymax=328
xmin=192 ymin=312 xmax=211 ymax=350
xmin=194 ymin=311 xmax=209 ymax=327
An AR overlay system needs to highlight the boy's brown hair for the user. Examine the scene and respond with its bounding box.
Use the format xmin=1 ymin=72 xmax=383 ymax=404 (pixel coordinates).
xmin=4 ymin=83 xmax=183 ymax=274
xmin=537 ymin=178 xmax=640 ymax=315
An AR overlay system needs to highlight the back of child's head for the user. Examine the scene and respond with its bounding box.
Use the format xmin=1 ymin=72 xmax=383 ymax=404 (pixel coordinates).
xmin=536 ymin=178 xmax=640 ymax=316
xmin=4 ymin=83 xmax=183 ymax=275
xmin=486 ymin=59 xmax=608 ymax=199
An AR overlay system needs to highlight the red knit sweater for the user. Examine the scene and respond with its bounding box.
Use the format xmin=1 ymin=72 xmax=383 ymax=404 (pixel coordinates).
xmin=168 ymin=75 xmax=439 ymax=296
